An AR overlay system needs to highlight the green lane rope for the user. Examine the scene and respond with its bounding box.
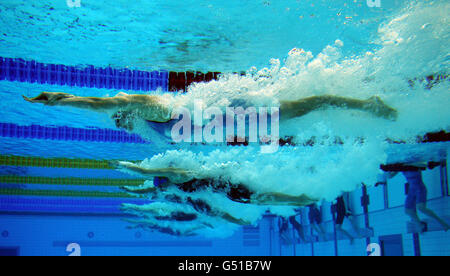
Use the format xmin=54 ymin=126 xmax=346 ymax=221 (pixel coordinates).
xmin=0 ymin=188 xmax=136 ymax=198
xmin=0 ymin=155 xmax=142 ymax=169
xmin=0 ymin=155 xmax=149 ymax=199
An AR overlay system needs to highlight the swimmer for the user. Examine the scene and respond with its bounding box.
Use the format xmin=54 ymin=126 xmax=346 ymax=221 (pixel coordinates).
xmin=279 ymin=217 xmax=293 ymax=244
xmin=23 ymin=91 xmax=398 ymax=131
xmin=125 ymin=219 xmax=202 ymax=237
xmin=122 ymin=187 xmax=251 ymax=226
xmin=308 ymin=203 xmax=326 ymax=239
xmin=381 ymin=162 xmax=450 ymax=232
xmin=332 ymin=195 xmax=360 ymax=244
xmin=111 ymin=160 xmax=317 ymax=207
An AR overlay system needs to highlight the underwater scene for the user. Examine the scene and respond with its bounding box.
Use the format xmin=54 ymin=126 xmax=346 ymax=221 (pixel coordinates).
xmin=0 ymin=0 xmax=448 ymax=258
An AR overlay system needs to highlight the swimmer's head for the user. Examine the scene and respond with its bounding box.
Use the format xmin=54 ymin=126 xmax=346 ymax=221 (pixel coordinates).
xmin=112 ymin=111 xmax=134 ymax=131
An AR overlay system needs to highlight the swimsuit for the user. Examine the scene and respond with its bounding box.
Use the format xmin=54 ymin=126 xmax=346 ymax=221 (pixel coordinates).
xmin=154 ymin=176 xmax=252 ymax=204
xmin=333 ymin=196 xmax=347 ymax=225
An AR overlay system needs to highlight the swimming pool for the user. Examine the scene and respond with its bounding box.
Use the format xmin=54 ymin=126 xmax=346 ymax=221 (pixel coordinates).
xmin=0 ymin=0 xmax=449 ymax=257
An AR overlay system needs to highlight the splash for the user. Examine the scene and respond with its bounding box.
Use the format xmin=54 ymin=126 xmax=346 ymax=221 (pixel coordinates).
xmin=122 ymin=0 xmax=450 ymax=237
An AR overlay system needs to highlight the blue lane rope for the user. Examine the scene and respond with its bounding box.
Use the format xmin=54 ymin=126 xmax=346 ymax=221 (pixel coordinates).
xmin=0 ymin=195 xmax=147 ymax=214
xmin=0 ymin=57 xmax=168 ymax=91
xmin=0 ymin=123 xmax=149 ymax=144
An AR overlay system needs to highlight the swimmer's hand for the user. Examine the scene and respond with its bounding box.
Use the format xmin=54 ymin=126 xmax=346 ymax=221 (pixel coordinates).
xmin=108 ymin=160 xmax=135 ymax=170
xmin=365 ymin=96 xmax=398 ymax=121
xmin=23 ymin=92 xmax=75 ymax=106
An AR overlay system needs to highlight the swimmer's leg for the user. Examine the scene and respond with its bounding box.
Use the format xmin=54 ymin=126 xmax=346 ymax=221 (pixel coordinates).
xmin=289 ymin=216 xmax=306 ymax=242
xmin=405 ymin=207 xmax=427 ymax=232
xmin=417 ymin=203 xmax=450 ymax=232
xmin=311 ymin=223 xmax=326 ymax=239
xmin=24 ymin=92 xmax=171 ymax=123
xmin=336 ymin=224 xmax=354 ymax=244
xmin=120 ymin=185 xmax=157 ymax=195
xmin=347 ymin=215 xmax=362 ymax=236
xmin=280 ymin=95 xmax=398 ymax=121
xmin=116 ymin=92 xmax=129 ymax=97
xmin=23 ymin=92 xmax=75 ymax=105
xmin=251 ymin=193 xmax=317 ymax=206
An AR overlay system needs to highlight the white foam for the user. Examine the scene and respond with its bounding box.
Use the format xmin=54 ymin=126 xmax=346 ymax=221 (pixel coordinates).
xmin=122 ymin=1 xmax=450 ymax=236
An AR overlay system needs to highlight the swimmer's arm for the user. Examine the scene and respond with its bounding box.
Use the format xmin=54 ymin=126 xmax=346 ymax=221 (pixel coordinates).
xmin=23 ymin=92 xmax=161 ymax=111
xmin=112 ymin=161 xmax=192 ymax=183
xmin=60 ymin=94 xmax=167 ymax=118
xmin=125 ymin=165 xmax=190 ymax=178
xmin=54 ymin=95 xmax=131 ymax=111
xmin=251 ymin=193 xmax=317 ymax=206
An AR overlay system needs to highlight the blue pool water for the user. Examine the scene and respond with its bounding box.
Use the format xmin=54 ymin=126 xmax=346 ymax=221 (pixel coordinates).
xmin=0 ymin=0 xmax=449 ymax=256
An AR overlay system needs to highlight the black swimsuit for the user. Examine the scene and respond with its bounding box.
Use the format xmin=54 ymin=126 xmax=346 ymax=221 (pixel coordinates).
xmin=175 ymin=178 xmax=253 ymax=204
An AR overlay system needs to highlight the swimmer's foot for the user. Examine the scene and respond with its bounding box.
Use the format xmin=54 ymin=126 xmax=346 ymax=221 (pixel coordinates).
xmin=23 ymin=92 xmax=74 ymax=105
xmin=364 ymin=96 xmax=398 ymax=121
